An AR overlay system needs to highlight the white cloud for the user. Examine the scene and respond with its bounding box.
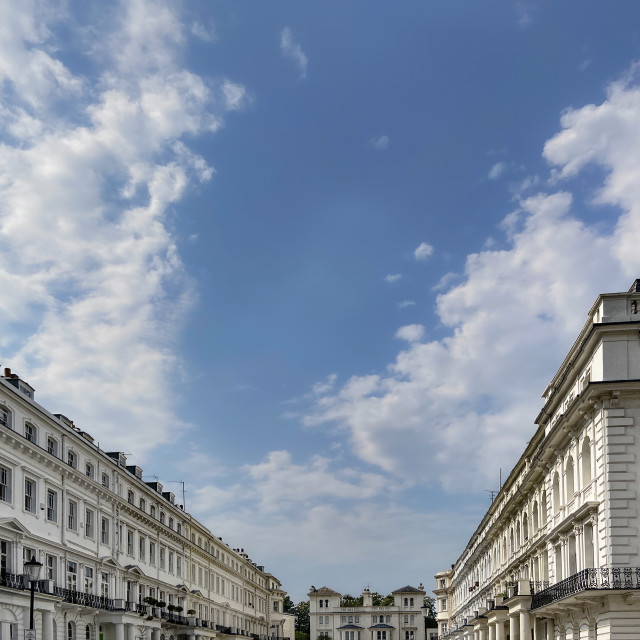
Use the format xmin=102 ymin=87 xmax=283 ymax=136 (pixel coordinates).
xmin=385 ymin=273 xmax=402 ymax=283
xmin=312 ymin=373 xmax=338 ymax=396
xmin=413 ymin=241 xmax=434 ymax=260
xmin=191 ymin=21 xmax=215 ymax=43
xmin=0 ymin=0 xmax=243 ymax=458
xmin=398 ymin=300 xmax=416 ymax=309
xmin=221 ymin=80 xmax=247 ymax=111
xmin=303 ymin=69 xmax=640 ymax=492
xmin=280 ymin=27 xmax=308 ymax=79
xmin=370 ymin=135 xmax=390 ymax=150
xmin=488 ymin=161 xmax=507 ymax=180
xmin=395 ymin=324 xmax=425 ymax=343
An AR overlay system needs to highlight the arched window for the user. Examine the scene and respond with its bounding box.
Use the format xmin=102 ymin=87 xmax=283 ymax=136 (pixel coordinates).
xmin=552 ymin=474 xmax=560 ymax=513
xmin=409 ymin=598 xmax=413 ymax=607
xmin=582 ymin=437 xmax=592 ymax=485
xmin=24 ymin=422 xmax=37 ymax=444
xmin=128 ymin=490 xmax=134 ymax=504
xmin=522 ymin=513 xmax=529 ymax=540
xmin=0 ymin=404 xmax=12 ymax=428
xmin=532 ymin=502 xmax=538 ymax=533
xmin=541 ymin=490 xmax=547 ymax=523
xmin=67 ymin=622 xmax=75 ymax=640
xmin=584 ymin=523 xmax=595 ymax=569
xmin=509 ymin=528 xmax=514 ymax=556
xmin=319 ymin=600 xmax=323 ymax=608
xmin=404 ymin=598 xmax=408 ymax=606
xmin=85 ymin=625 xmax=91 ymax=640
xmin=566 ymin=457 xmax=575 ymax=498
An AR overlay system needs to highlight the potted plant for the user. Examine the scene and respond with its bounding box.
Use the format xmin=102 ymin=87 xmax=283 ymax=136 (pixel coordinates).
xmin=174 ymin=606 xmax=183 ymax=614
xmin=187 ymin=609 xmax=197 ymax=625
xmin=167 ymin=604 xmax=176 ymax=612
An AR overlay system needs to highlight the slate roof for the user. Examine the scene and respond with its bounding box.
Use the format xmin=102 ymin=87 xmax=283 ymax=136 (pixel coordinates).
xmin=369 ymin=624 xmax=395 ymax=629
xmin=309 ymin=586 xmax=341 ymax=596
xmin=337 ymin=626 xmax=364 ymax=630
xmin=391 ymin=585 xmax=424 ymax=594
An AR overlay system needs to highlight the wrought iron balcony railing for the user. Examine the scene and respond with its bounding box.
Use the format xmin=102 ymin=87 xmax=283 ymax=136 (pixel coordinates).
xmin=531 ymin=567 xmax=640 ymax=610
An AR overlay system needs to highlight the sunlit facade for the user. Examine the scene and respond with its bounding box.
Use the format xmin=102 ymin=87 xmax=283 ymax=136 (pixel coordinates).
xmin=0 ymin=369 xmax=287 ymax=640
xmin=434 ymin=281 xmax=640 ymax=640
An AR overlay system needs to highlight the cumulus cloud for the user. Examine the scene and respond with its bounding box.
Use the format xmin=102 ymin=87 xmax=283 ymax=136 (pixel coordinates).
xmin=385 ymin=273 xmax=402 ymax=283
xmin=395 ymin=324 xmax=425 ymax=343
xmin=0 ymin=0 xmax=244 ymax=458
xmin=280 ymin=27 xmax=308 ymax=79
xmin=414 ymin=241 xmax=434 ymax=260
xmin=303 ymin=68 xmax=640 ymax=492
xmin=370 ymin=135 xmax=390 ymax=150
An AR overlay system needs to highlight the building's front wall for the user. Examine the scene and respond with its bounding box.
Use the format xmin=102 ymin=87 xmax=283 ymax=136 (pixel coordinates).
xmin=309 ymin=588 xmax=426 ymax=640
xmin=434 ymin=283 xmax=640 ymax=640
xmin=0 ymin=372 xmax=286 ymax=640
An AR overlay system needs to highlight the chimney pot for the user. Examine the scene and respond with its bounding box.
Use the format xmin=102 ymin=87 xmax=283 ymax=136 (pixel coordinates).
xmin=3 ymin=368 xmax=10 ymax=377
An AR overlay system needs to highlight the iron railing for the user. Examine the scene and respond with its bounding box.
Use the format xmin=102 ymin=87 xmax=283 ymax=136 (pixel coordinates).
xmin=53 ymin=587 xmax=115 ymax=610
xmin=531 ymin=567 xmax=640 ymax=609
xmin=160 ymin=611 xmax=188 ymax=625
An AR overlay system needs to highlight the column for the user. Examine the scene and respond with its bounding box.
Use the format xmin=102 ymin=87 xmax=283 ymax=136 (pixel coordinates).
xmin=488 ymin=623 xmax=496 ymax=640
xmin=43 ymin=612 xmax=54 ymax=640
xmin=519 ymin=611 xmax=530 ymax=640
xmin=478 ymin=627 xmax=488 ymax=640
xmin=115 ymin=623 xmax=125 ymax=640
xmin=126 ymin=625 xmax=135 ymax=640
xmin=509 ymin=615 xmax=519 ymax=640
xmin=495 ymin=621 xmax=505 ymax=640
xmin=1 ymin=622 xmax=12 ymax=640
xmin=151 ymin=630 xmax=160 ymax=640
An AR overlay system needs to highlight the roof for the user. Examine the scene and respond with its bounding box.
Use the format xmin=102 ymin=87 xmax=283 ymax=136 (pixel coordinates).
xmin=369 ymin=624 xmax=395 ymax=629
xmin=309 ymin=586 xmax=341 ymax=596
xmin=337 ymin=626 xmax=364 ymax=630
xmin=391 ymin=585 xmax=424 ymax=594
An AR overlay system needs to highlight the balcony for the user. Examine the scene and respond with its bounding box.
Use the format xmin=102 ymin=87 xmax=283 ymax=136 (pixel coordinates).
xmin=54 ymin=587 xmax=116 ymax=610
xmin=531 ymin=567 xmax=640 ymax=610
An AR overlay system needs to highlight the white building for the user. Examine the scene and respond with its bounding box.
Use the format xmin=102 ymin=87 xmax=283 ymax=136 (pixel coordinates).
xmin=0 ymin=369 xmax=287 ymax=640
xmin=434 ymin=281 xmax=640 ymax=640
xmin=309 ymin=586 xmax=433 ymax=640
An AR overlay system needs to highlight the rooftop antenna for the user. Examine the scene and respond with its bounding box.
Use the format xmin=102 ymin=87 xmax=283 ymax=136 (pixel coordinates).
xmin=166 ymin=480 xmax=187 ymax=511
xmin=484 ymin=490 xmax=498 ymax=503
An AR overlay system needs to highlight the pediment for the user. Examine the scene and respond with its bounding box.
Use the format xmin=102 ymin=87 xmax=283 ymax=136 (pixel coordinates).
xmin=176 ymin=584 xmax=190 ymax=593
xmin=124 ymin=565 xmax=146 ymax=577
xmin=0 ymin=518 xmax=30 ymax=535
xmin=101 ymin=557 xmax=122 ymax=569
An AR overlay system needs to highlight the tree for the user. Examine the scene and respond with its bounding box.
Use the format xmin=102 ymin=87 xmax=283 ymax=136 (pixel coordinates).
xmin=292 ymin=600 xmax=310 ymax=636
xmin=371 ymin=593 xmax=394 ymax=607
xmin=283 ymin=596 xmax=295 ymax=613
xmin=339 ymin=594 xmax=363 ymax=607
xmin=423 ymin=597 xmax=437 ymax=629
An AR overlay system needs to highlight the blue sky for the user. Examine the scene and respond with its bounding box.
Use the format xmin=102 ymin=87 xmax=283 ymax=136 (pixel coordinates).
xmin=3 ymin=0 xmax=640 ymax=602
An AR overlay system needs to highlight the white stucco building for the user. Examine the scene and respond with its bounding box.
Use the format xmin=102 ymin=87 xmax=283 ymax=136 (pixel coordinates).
xmin=309 ymin=585 xmax=433 ymax=640
xmin=0 ymin=369 xmax=287 ymax=640
xmin=433 ymin=281 xmax=640 ymax=639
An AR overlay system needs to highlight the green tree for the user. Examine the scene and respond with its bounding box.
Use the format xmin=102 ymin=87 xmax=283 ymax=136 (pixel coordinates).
xmin=339 ymin=594 xmax=363 ymax=607
xmin=283 ymin=596 xmax=295 ymax=613
xmin=423 ymin=597 xmax=437 ymax=629
xmin=292 ymin=600 xmax=310 ymax=636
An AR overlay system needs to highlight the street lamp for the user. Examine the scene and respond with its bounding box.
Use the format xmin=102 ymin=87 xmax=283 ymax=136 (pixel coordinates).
xmin=24 ymin=556 xmax=43 ymax=632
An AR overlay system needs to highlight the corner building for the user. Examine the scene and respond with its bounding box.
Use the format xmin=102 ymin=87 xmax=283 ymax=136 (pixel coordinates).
xmin=0 ymin=370 xmax=288 ymax=640
xmin=434 ymin=281 xmax=640 ymax=640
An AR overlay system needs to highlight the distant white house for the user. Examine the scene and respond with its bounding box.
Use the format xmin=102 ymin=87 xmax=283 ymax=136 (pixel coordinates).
xmin=309 ymin=585 xmax=434 ymax=640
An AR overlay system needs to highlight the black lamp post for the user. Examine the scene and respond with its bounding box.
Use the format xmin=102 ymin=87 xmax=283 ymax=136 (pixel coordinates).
xmin=24 ymin=555 xmax=43 ymax=631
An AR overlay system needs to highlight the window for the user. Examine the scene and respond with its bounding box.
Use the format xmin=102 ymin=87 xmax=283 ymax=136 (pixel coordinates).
xmin=47 ymin=437 xmax=59 ymax=457
xmin=67 ymin=450 xmax=77 ymax=469
xmin=372 ymin=616 xmax=377 ymax=624
xmin=169 ymin=517 xmax=173 ymax=529
xmin=67 ymin=622 xmax=75 ymax=640
xmin=566 ymin=457 xmax=575 ymax=498
xmin=160 ymin=512 xmax=165 ymax=525
xmin=404 ymin=616 xmax=409 ymax=624
xmin=552 ymin=474 xmax=560 ymax=513
xmin=46 ymin=554 xmax=57 ymax=582
xmin=101 ymin=517 xmax=109 ymax=545
xmin=47 ymin=489 xmax=57 ymax=522
xmin=149 ymin=542 xmax=155 ymax=565
xmin=410 ymin=598 xmax=414 ymax=607
xmin=0 ymin=405 xmax=11 ymax=428
xmin=101 ymin=473 xmax=110 ymax=489
xmin=0 ymin=465 xmax=11 ymax=503
xmin=127 ymin=530 xmax=134 ymax=555
xmin=319 ymin=600 xmax=323 ymax=608
xmin=348 ymin=617 xmax=353 ymax=624
xmin=139 ymin=498 xmax=146 ymax=512
xmin=582 ymin=437 xmax=592 ymax=485
xmin=150 ymin=505 xmax=156 ymax=518
xmin=25 ymin=422 xmax=37 ymax=444
xmin=139 ymin=536 xmax=145 ymax=560
xmin=100 ymin=572 xmax=109 ymax=598
xmin=23 ymin=546 xmax=36 ymax=569
xmin=24 ymin=477 xmax=35 ymax=512
xmin=128 ymin=490 xmax=134 ymax=504
xmin=169 ymin=551 xmax=174 ymax=573
xmin=160 ymin=547 xmax=165 ymax=570
xmin=176 ymin=556 xmax=182 ymax=577
xmin=67 ymin=561 xmax=78 ymax=590
xmin=85 ymin=462 xmax=94 ymax=479
xmin=404 ymin=598 xmax=408 ymax=606
xmin=85 ymin=509 xmax=94 ymax=538
xmin=84 ymin=567 xmax=94 ymax=592
xmin=176 ymin=522 xmax=182 ymax=535
xmin=273 ymin=602 xmax=279 ymax=612
xmin=68 ymin=500 xmax=78 ymax=530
